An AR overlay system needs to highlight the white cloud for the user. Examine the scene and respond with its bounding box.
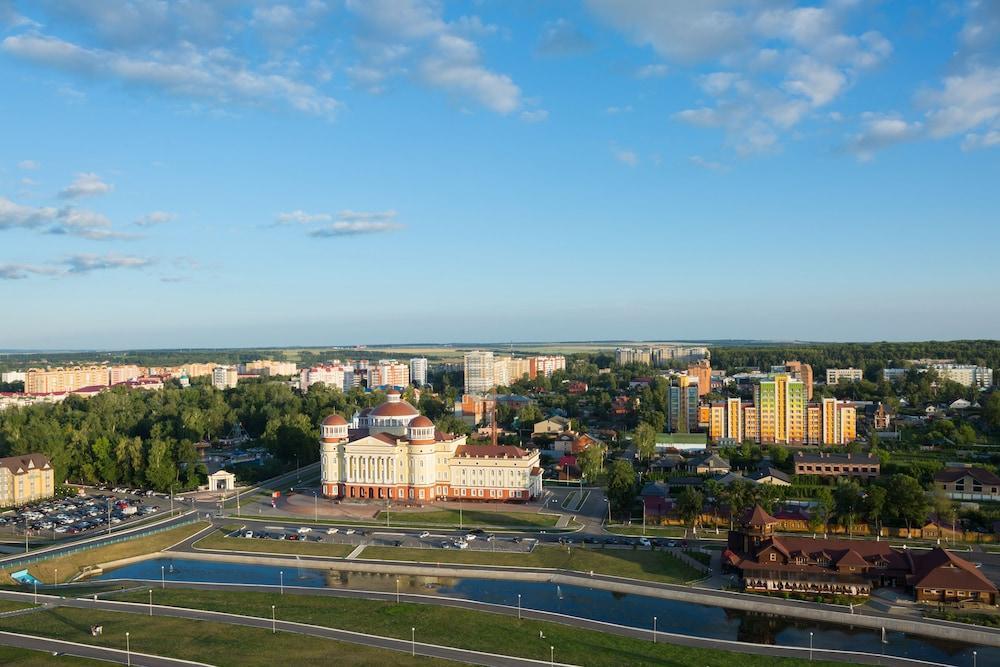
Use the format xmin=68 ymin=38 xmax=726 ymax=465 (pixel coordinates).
xmin=134 ymin=211 xmax=175 ymax=226
xmin=59 ymin=172 xmax=113 ymax=199
xmin=520 ymin=109 xmax=548 ymax=123
xmin=2 ymin=33 xmax=340 ymax=118
xmin=17 ymin=159 xmax=40 ymax=170
xmin=344 ymin=0 xmax=522 ymax=114
xmin=537 ymin=18 xmax=594 ymax=56
xmin=689 ymin=155 xmax=727 ymax=172
xmin=0 ymin=263 xmax=60 ymax=280
xmin=634 ymin=63 xmax=668 ymax=79
xmin=0 ymin=196 xmax=57 ymax=230
xmin=606 ymin=105 xmax=633 ymax=115
xmin=847 ymin=113 xmax=923 ymax=161
xmin=588 ymin=0 xmax=891 ymax=154
xmin=275 ymin=210 xmax=333 ymax=225
xmin=613 ymin=147 xmax=638 ymax=166
xmin=921 ymin=65 xmax=1000 ymax=139
xmin=65 ymin=253 xmax=152 ymax=273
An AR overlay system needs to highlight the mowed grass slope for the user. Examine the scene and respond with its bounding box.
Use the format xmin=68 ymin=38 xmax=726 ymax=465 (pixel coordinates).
xmin=0 ymin=606 xmax=451 ymax=666
xmin=0 ymin=522 xmax=209 ymax=584
xmin=361 ymin=544 xmax=703 ymax=583
xmin=377 ymin=509 xmax=561 ymax=528
xmin=108 ymin=588 xmax=841 ymax=667
xmin=194 ymin=528 xmax=354 ymax=558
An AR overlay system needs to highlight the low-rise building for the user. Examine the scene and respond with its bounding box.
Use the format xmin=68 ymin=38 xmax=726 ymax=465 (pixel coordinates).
xmin=533 ymin=416 xmax=571 ymax=436
xmin=691 ymin=452 xmax=730 ymax=475
xmin=793 ymin=451 xmax=880 ymax=479
xmin=0 ymin=453 xmax=55 ymax=506
xmin=934 ymin=467 xmax=1000 ymax=502
xmin=826 ymin=368 xmax=864 ymax=385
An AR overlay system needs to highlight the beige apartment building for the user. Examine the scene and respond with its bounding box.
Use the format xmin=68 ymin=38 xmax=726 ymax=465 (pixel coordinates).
xmin=0 ymin=454 xmax=55 ymax=506
xmin=25 ymin=366 xmax=110 ymax=393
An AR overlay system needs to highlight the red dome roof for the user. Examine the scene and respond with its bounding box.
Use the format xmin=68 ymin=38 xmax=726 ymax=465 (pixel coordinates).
xmin=386 ymin=388 xmax=402 ymax=396
xmin=409 ymin=415 xmax=433 ymax=428
xmin=370 ymin=400 xmax=419 ymax=417
xmin=322 ymin=414 xmax=347 ymax=426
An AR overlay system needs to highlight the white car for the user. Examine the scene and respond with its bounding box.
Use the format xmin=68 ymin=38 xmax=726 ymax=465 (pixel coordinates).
xmin=344 ymin=529 xmax=356 ymax=535
xmin=638 ymin=538 xmax=651 ymax=547
xmin=297 ymin=527 xmax=312 ymax=534
xmin=454 ymin=540 xmax=469 ymax=549
xmin=326 ymin=527 xmax=339 ymax=535
xmin=244 ymin=531 xmax=254 ymax=538
xmin=465 ymin=534 xmax=477 ymax=542
xmin=418 ymin=531 xmax=430 ymax=538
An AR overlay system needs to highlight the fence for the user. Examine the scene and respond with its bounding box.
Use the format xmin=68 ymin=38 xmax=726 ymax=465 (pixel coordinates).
xmin=0 ymin=516 xmax=200 ymax=573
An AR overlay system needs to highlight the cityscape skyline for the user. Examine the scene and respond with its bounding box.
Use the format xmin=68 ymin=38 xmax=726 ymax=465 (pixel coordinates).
xmin=2 ymin=1 xmax=999 ymax=349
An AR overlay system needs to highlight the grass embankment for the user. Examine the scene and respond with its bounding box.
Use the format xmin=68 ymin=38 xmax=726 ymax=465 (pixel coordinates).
xmin=0 ymin=599 xmax=37 ymax=613
xmin=376 ymin=509 xmax=561 ymax=528
xmin=684 ymin=550 xmax=712 ymax=567
xmin=107 ymin=588 xmax=841 ymax=667
xmin=927 ymin=609 xmax=1000 ymax=628
xmin=0 ymin=645 xmax=105 ymax=666
xmin=606 ymin=524 xmax=722 ymax=538
xmin=0 ymin=522 xmax=209 ymax=584
xmin=0 ymin=606 xmax=448 ymax=666
xmin=361 ymin=544 xmax=702 ymax=583
xmin=194 ymin=528 xmax=354 ymax=558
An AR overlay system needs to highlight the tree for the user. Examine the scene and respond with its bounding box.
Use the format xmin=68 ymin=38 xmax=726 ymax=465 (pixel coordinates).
xmin=984 ymin=392 xmax=1000 ymax=430
xmin=633 ymin=422 xmax=657 ymax=461
xmin=813 ymin=487 xmax=834 ymax=535
xmin=864 ymin=485 xmax=887 ymax=537
xmin=833 ymin=479 xmax=863 ymax=537
xmin=606 ymin=459 xmax=636 ymax=521
xmin=885 ymin=474 xmax=928 ymax=531
xmin=677 ymin=487 xmax=704 ymax=529
xmin=577 ymin=444 xmax=604 ymax=481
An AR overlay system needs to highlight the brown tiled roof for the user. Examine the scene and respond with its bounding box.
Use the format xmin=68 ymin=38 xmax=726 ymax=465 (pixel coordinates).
xmin=370 ymin=432 xmax=400 ymax=445
xmin=835 ymin=549 xmax=869 ymax=568
xmin=322 ymin=414 xmax=347 ymax=426
xmin=933 ymin=467 xmax=1000 ymax=485
xmin=744 ymin=504 xmax=779 ymax=527
xmin=454 ymin=445 xmax=531 ymax=459
xmin=409 ymin=415 xmax=433 ymax=428
xmin=370 ymin=400 xmax=419 ymax=417
xmin=0 ymin=453 xmax=52 ymax=475
xmin=909 ymin=548 xmax=998 ymax=593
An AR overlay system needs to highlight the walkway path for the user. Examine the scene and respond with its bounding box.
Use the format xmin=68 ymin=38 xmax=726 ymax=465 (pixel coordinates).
xmin=344 ymin=544 xmax=365 ymax=560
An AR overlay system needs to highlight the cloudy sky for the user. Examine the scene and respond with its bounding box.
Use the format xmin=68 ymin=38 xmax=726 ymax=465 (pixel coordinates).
xmin=1 ymin=1 xmax=998 ymax=349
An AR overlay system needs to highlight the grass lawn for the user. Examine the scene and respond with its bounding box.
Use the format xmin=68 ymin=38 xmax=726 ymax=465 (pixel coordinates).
xmin=0 ymin=645 xmax=105 ymax=666
xmin=194 ymin=528 xmax=354 ymax=558
xmin=0 ymin=606 xmax=450 ymax=666
xmin=0 ymin=599 xmax=37 ymax=613
xmin=360 ymin=544 xmax=702 ymax=584
xmin=684 ymin=550 xmax=712 ymax=567
xmin=0 ymin=522 xmax=209 ymax=585
xmin=607 ymin=524 xmax=729 ymax=539
xmin=376 ymin=509 xmax=561 ymax=528
xmin=107 ymin=588 xmax=840 ymax=667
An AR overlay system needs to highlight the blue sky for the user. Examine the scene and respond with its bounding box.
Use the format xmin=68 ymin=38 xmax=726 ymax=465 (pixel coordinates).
xmin=1 ymin=1 xmax=998 ymax=349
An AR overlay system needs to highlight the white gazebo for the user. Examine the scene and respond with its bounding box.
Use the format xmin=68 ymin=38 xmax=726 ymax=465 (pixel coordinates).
xmin=207 ymin=470 xmax=236 ymax=492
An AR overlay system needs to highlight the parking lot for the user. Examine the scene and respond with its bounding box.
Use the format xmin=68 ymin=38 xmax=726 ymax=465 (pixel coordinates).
xmin=227 ymin=525 xmax=536 ymax=554
xmin=1 ymin=489 xmax=171 ymax=541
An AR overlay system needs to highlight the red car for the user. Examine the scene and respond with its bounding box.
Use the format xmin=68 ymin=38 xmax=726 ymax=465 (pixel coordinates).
xmin=285 ymin=534 xmax=299 ymax=541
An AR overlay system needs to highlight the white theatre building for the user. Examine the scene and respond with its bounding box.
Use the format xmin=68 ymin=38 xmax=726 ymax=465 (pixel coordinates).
xmin=320 ymin=389 xmax=543 ymax=502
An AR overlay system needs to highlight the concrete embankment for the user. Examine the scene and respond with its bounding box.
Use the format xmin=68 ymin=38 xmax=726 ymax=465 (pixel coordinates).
xmin=149 ymin=550 xmax=1000 ymax=648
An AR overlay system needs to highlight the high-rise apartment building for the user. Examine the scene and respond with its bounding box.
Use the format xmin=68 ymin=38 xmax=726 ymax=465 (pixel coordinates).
xmin=25 ymin=366 xmax=111 ymax=393
xmin=493 ymin=358 xmax=511 ymax=388
xmin=615 ymin=345 xmax=708 ymax=367
xmin=300 ymin=364 xmax=353 ymax=392
xmin=367 ymin=360 xmax=410 ymax=388
xmin=826 ymin=368 xmax=864 ymax=385
xmin=464 ymin=350 xmax=494 ymax=395
xmin=108 ymin=365 xmax=143 ymax=384
xmin=930 ymin=364 xmax=994 ymax=388
xmin=409 ymin=358 xmax=428 ymax=386
xmin=755 ymin=374 xmax=807 ymax=444
xmin=212 ymin=366 xmax=238 ymax=390
xmin=531 ymin=355 xmax=566 ymax=377
xmin=668 ymin=375 xmax=700 ymax=433
xmin=240 ymin=360 xmax=297 ymax=376
xmin=687 ymin=359 xmax=712 ymax=397
xmin=822 ymin=398 xmax=857 ymax=445
xmin=508 ymin=357 xmax=532 ymax=382
xmin=778 ymin=360 xmax=814 ymax=399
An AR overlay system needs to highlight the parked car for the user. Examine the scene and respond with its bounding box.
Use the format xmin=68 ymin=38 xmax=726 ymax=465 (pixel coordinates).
xmin=638 ymin=538 xmax=651 ymax=547
xmin=326 ymin=527 xmax=339 ymax=535
xmin=418 ymin=531 xmax=431 ymax=538
xmin=244 ymin=531 xmax=254 ymax=538
xmin=297 ymin=527 xmax=312 ymax=534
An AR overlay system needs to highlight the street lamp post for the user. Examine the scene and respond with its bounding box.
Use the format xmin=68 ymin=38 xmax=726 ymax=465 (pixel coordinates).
xmin=271 ymin=605 xmax=276 ymax=634
xmin=161 ymin=565 xmax=165 ymax=589
xmin=653 ymin=616 xmax=657 ymax=644
xmin=33 ymin=580 xmax=37 ymax=604
xmin=809 ymin=631 xmax=814 ymax=661
xmin=314 ymin=492 xmax=318 ymax=522
xmin=125 ymin=632 xmax=131 ymax=667
xmin=148 ymin=589 xmax=152 ymax=616
xmin=550 ymin=645 xmax=554 ymax=666
xmin=411 ymin=627 xmax=415 ymax=657
xmin=396 ymin=578 xmax=400 ymax=604
xmin=973 ymin=650 xmax=977 ymax=667
xmin=517 ymin=594 xmax=521 ymax=620
xmin=54 ymin=568 xmax=58 ymax=586
xmin=280 ymin=570 xmax=284 ymax=595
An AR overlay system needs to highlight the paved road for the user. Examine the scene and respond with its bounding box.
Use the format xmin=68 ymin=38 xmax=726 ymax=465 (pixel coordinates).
xmin=0 ymin=629 xmax=214 ymax=667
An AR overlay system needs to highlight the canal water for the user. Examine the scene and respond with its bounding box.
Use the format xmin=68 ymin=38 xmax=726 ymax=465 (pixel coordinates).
xmin=98 ymin=557 xmax=994 ymax=666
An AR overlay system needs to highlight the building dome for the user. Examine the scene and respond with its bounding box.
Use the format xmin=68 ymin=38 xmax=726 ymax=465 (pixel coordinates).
xmin=320 ymin=413 xmax=349 ymax=443
xmin=407 ymin=414 xmax=436 ymax=444
xmin=409 ymin=415 xmax=433 ymax=428
xmin=370 ymin=393 xmax=419 ymax=417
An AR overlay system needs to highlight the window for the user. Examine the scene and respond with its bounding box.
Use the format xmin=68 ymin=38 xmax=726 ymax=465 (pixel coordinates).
xmin=769 ymin=553 xmax=776 ymax=561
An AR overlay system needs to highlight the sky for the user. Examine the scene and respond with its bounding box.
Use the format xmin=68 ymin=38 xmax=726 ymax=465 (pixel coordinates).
xmin=1 ymin=1 xmax=999 ymax=350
